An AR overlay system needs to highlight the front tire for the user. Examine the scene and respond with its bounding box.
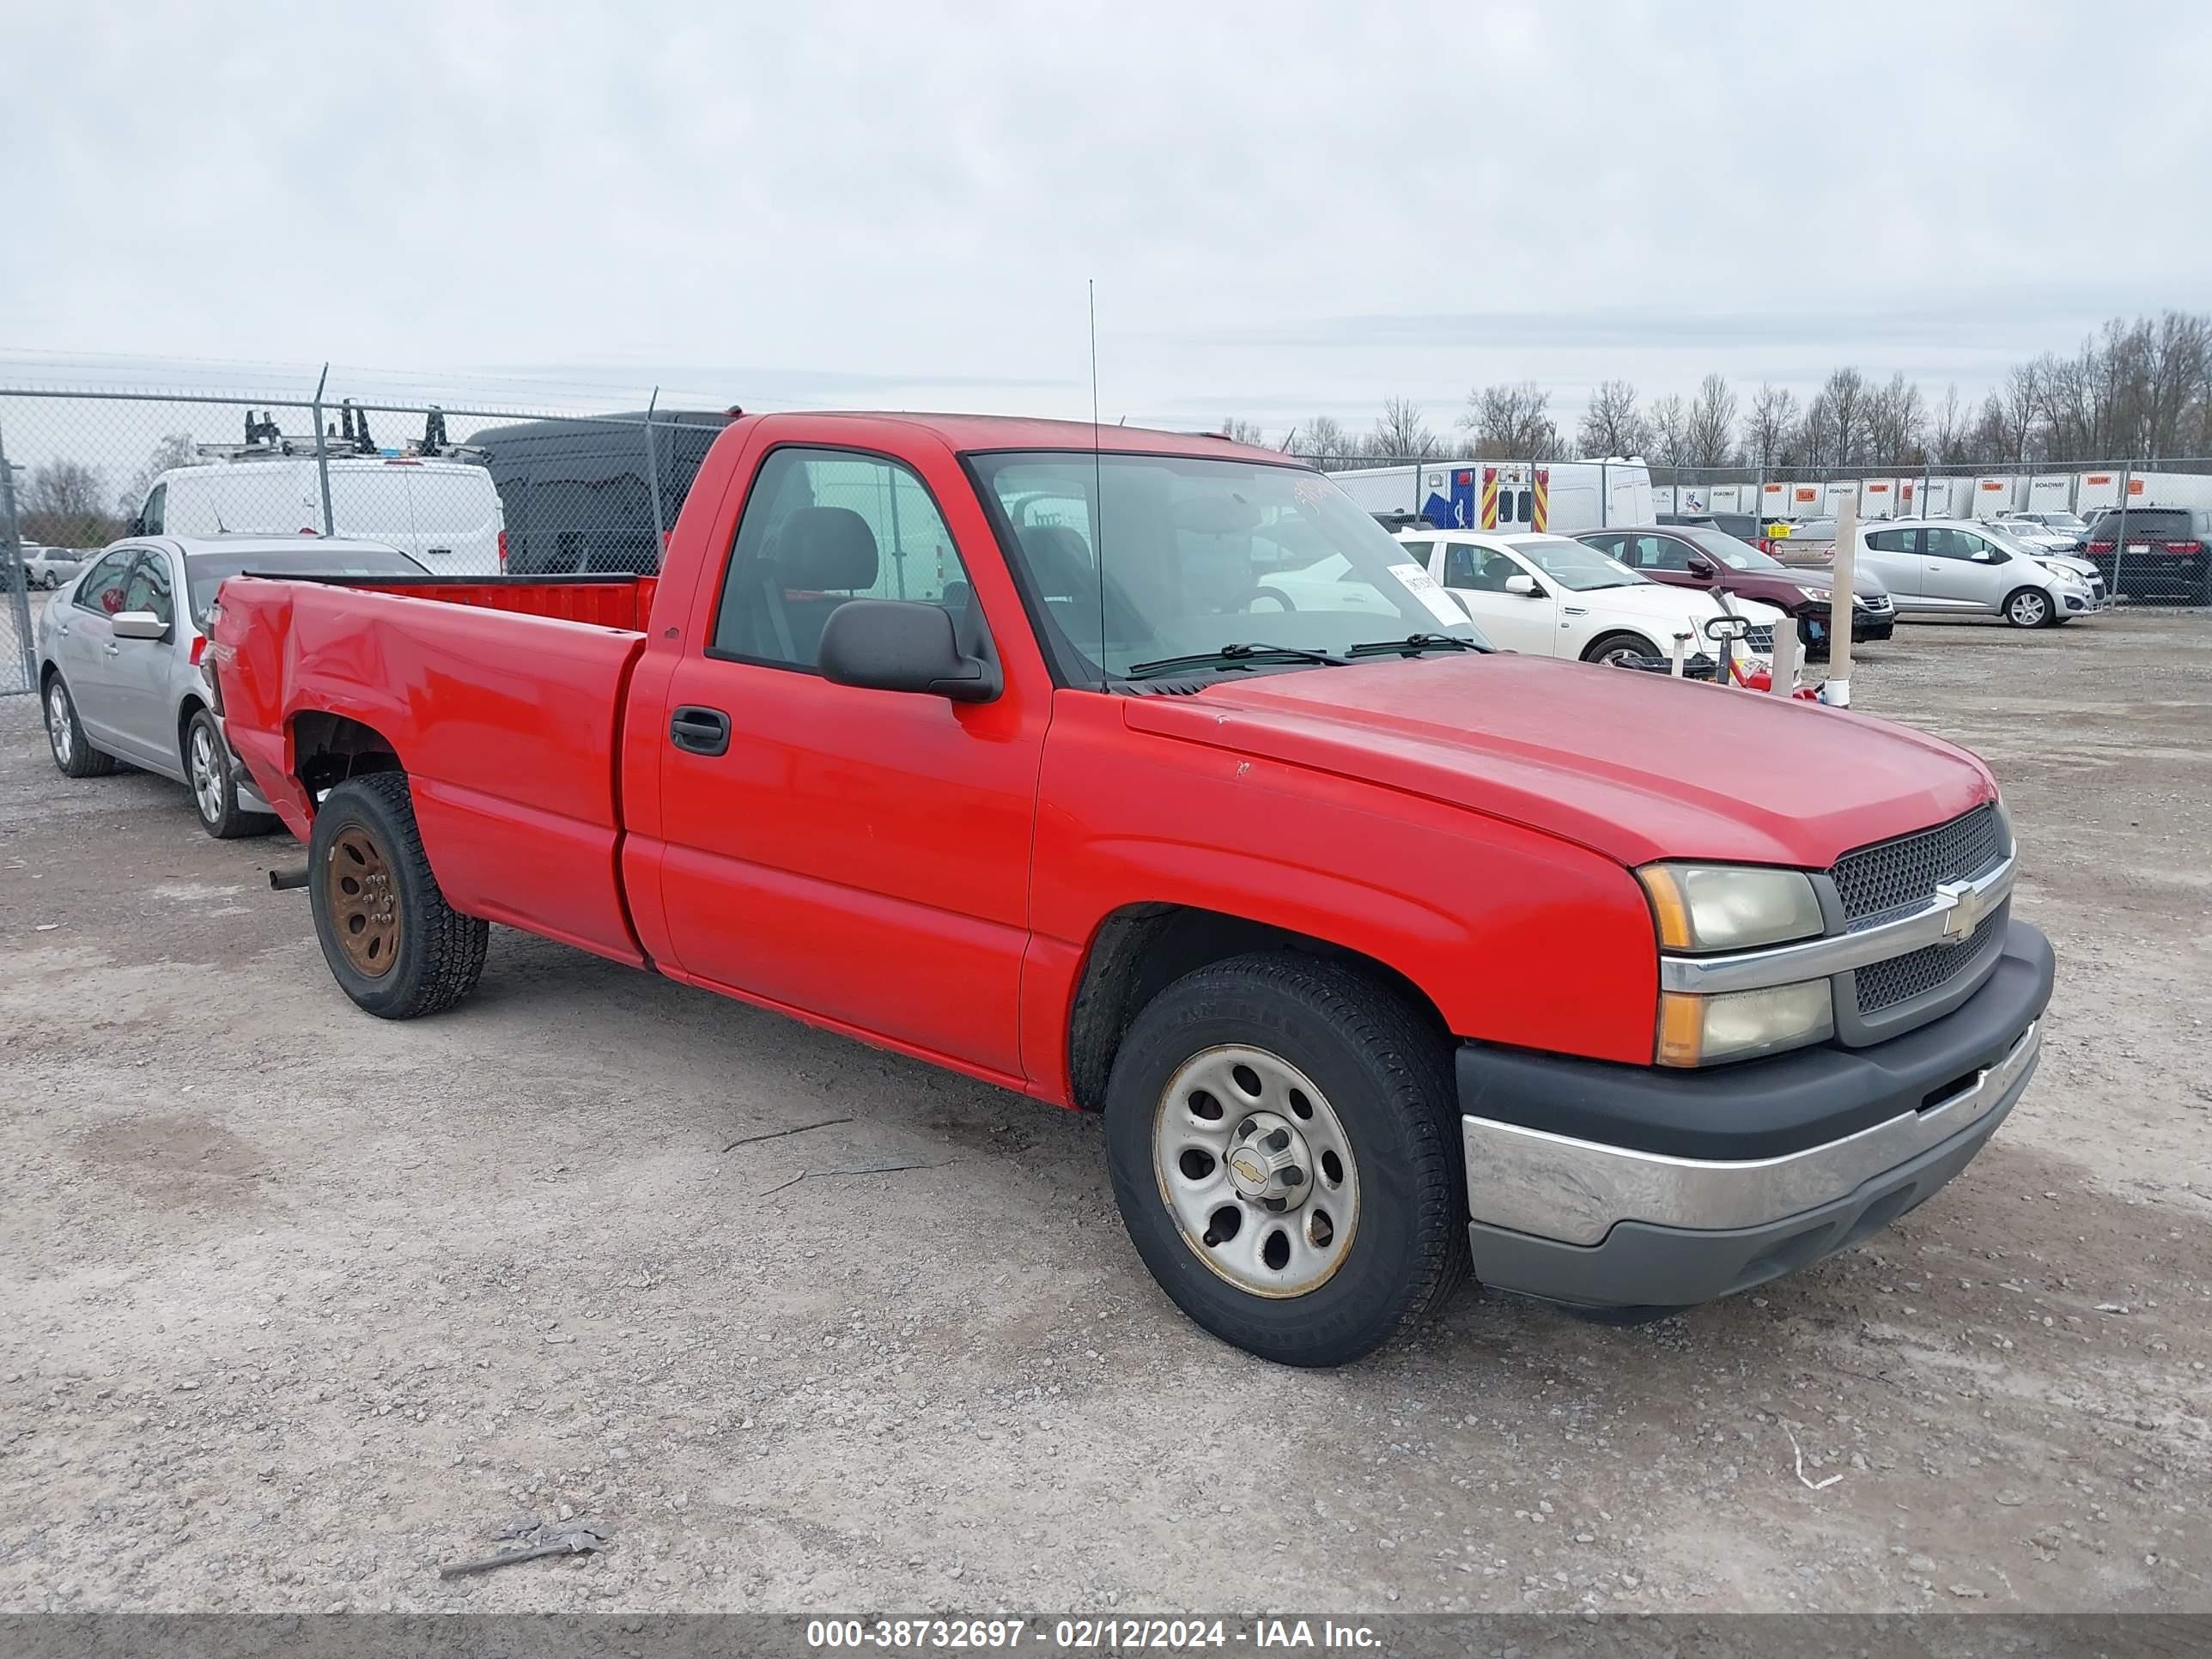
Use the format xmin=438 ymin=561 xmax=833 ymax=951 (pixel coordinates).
xmin=2003 ymin=587 xmax=2054 ymax=629
xmin=1582 ymin=631 xmax=1656 ymax=669
xmin=44 ymin=676 xmax=118 ymax=779
xmin=185 ymin=708 xmax=279 ymax=840
xmin=1103 ymin=951 xmax=1468 ymax=1367
xmin=308 ymin=771 xmax=489 ymax=1019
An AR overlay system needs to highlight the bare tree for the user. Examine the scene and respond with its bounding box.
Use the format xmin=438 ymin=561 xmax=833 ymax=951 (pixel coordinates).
xmin=1863 ymin=374 xmax=1927 ymax=468
xmin=1681 ymin=374 xmax=1739 ymax=469
xmin=1816 ymin=368 xmax=1869 ymax=469
xmin=1461 ymin=380 xmax=1561 ymax=459
xmin=1291 ymin=415 xmax=1352 ymax=467
xmin=1645 ymin=395 xmax=1689 ymax=467
xmin=1926 ymin=384 xmax=1967 ymax=462
xmin=21 ymin=459 xmax=122 ymax=548
xmin=1369 ymin=397 xmax=1443 ymax=463
xmin=1577 ymin=380 xmax=1650 ymax=459
xmin=1220 ymin=418 xmax=1268 ymax=447
xmin=1741 ymin=384 xmax=1799 ymax=474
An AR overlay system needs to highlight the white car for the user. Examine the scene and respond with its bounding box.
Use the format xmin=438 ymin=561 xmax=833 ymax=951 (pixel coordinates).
xmin=1394 ymin=529 xmax=1785 ymax=670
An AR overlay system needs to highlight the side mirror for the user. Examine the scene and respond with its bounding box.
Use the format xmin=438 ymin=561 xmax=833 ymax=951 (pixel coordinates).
xmin=818 ymin=599 xmax=999 ymax=703
xmin=1685 ymin=558 xmax=1717 ymax=580
xmin=1703 ymin=615 xmax=1752 ymax=643
xmin=111 ymin=610 xmax=171 ymax=641
xmin=1504 ymin=573 xmax=1540 ymax=597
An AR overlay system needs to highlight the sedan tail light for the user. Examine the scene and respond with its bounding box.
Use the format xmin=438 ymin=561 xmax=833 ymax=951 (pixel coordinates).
xmin=2161 ymin=540 xmax=2202 ymax=554
xmin=498 ymin=529 xmax=509 ymax=572
xmin=188 ymin=635 xmax=207 ymax=666
xmin=2087 ymin=539 xmax=2116 ymax=553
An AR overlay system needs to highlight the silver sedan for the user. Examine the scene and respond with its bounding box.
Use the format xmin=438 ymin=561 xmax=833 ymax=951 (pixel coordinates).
xmin=37 ymin=535 xmax=426 ymax=836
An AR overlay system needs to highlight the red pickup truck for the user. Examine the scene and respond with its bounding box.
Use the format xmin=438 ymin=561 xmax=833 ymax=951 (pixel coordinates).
xmin=210 ymin=413 xmax=2054 ymax=1367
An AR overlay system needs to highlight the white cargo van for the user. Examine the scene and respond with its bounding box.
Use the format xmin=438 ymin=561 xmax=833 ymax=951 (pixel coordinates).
xmin=131 ymin=454 xmax=505 ymax=575
xmin=1331 ymin=458 xmax=1654 ymax=533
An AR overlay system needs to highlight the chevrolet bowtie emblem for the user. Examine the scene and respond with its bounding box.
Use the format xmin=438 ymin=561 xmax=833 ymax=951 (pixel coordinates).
xmin=1936 ymin=878 xmax=1986 ymax=943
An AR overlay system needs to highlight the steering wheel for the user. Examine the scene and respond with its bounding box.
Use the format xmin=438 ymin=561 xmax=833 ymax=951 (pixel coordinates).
xmin=1249 ymin=585 xmax=1297 ymax=613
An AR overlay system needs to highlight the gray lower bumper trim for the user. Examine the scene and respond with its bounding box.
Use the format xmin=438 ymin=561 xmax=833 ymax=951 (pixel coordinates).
xmin=1468 ymin=1085 xmax=2022 ymax=1310
xmin=1462 ymin=1021 xmax=2038 ymax=1246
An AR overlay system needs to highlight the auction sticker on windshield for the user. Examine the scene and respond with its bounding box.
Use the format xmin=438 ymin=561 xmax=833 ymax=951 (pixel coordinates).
xmin=1387 ymin=562 xmax=1470 ymax=628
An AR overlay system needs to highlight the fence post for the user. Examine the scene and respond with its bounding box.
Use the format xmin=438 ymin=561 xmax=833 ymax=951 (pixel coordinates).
xmin=1822 ymin=495 xmax=1859 ymax=708
xmin=0 ymin=412 xmax=35 ymax=696
xmin=2112 ymin=460 xmax=2130 ymax=600
xmin=641 ymin=386 xmax=666 ymax=566
xmin=310 ymin=362 xmax=335 ymax=538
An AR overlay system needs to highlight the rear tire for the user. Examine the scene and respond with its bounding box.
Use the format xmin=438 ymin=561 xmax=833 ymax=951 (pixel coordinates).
xmin=308 ymin=771 xmax=488 ymax=1019
xmin=43 ymin=676 xmax=119 ymax=779
xmin=185 ymin=708 xmax=279 ymax=840
xmin=1103 ymin=951 xmax=1468 ymax=1367
xmin=2003 ymin=587 xmax=2054 ymax=629
xmin=1582 ymin=630 xmax=1657 ymax=668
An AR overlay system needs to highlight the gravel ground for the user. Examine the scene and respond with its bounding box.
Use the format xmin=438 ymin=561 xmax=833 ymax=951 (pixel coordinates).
xmin=2 ymin=606 xmax=2207 ymax=1615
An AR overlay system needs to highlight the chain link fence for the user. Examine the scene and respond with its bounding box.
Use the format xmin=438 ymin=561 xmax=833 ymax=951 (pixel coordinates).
xmin=0 ymin=373 xmax=744 ymax=694
xmin=8 ymin=370 xmax=2212 ymax=700
xmin=1291 ymin=452 xmax=2212 ymax=606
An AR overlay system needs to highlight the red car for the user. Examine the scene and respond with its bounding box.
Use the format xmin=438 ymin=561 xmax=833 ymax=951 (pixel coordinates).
xmin=1578 ymin=524 xmax=1896 ymax=652
xmin=210 ymin=412 xmax=2050 ymax=1366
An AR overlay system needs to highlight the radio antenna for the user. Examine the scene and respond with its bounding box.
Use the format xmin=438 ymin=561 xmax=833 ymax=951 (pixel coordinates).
xmin=1089 ymin=278 xmax=1105 ymax=677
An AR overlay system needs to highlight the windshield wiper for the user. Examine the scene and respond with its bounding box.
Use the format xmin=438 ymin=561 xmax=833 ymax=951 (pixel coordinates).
xmin=1121 ymin=642 xmax=1349 ymax=679
xmin=1344 ymin=633 xmax=1490 ymax=657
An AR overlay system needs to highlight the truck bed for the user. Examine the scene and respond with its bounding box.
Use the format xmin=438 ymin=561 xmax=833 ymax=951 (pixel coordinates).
xmin=214 ymin=573 xmax=656 ymax=965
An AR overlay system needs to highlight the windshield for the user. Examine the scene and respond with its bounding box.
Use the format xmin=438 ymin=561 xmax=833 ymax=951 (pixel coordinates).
xmin=1504 ymin=535 xmax=1648 ymax=592
xmin=1681 ymin=526 xmax=1783 ymax=570
xmin=969 ymin=453 xmax=1487 ymax=679
xmin=185 ymin=544 xmax=425 ymax=625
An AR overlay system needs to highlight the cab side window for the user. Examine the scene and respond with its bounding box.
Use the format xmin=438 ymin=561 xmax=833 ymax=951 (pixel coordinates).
xmin=139 ymin=483 xmax=167 ymax=535
xmin=711 ymin=447 xmax=970 ymax=671
xmin=73 ymin=550 xmax=137 ymax=617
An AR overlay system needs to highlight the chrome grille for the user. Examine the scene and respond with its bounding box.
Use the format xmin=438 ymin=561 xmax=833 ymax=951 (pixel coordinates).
xmin=1854 ymin=907 xmax=2006 ymax=1016
xmin=1831 ymin=803 xmax=2005 ymax=928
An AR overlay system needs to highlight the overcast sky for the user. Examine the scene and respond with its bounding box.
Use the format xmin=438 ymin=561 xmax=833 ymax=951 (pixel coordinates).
xmin=5 ymin=0 xmax=2209 ymax=441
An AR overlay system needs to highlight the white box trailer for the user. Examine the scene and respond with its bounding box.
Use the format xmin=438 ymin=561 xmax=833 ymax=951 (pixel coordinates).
xmin=1971 ymin=476 xmax=2022 ymax=518
xmin=1857 ymin=477 xmax=1903 ymax=519
xmin=2075 ymin=469 xmax=2212 ymax=514
xmin=1918 ymin=477 xmax=1973 ymax=517
xmin=1707 ymin=483 xmax=1749 ymax=514
xmin=1330 ymin=458 xmax=1654 ymax=532
xmin=2027 ymin=474 xmax=2074 ymax=513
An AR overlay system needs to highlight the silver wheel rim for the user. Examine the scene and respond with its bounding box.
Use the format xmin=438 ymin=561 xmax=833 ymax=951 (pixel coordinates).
xmin=1152 ymin=1045 xmax=1360 ymax=1297
xmin=2012 ymin=592 xmax=2046 ymax=625
xmin=1598 ymin=643 xmax=1641 ymax=667
xmin=190 ymin=723 xmax=224 ymax=823
xmin=47 ymin=685 xmax=72 ymax=764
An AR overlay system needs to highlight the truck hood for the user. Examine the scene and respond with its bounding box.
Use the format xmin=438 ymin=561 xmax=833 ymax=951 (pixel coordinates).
xmin=1121 ymin=654 xmax=1994 ymax=870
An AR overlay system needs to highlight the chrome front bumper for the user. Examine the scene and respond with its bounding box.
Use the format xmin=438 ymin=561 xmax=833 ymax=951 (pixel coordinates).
xmin=1462 ymin=1020 xmax=2039 ymax=1248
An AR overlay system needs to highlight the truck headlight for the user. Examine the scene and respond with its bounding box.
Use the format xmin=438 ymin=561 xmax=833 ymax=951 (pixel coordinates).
xmin=1638 ymin=863 xmax=1824 ymax=952
xmin=1658 ymin=981 xmax=1834 ymax=1066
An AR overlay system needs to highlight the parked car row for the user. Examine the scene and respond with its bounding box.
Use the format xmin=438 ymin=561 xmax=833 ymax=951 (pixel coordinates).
xmin=1769 ymin=518 xmax=2111 ymax=627
xmin=11 ymin=544 xmax=95 ymax=589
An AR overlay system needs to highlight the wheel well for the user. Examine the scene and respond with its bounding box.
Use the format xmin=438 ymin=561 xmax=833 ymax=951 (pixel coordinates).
xmin=1582 ymin=629 xmax=1654 ymax=662
xmin=290 ymin=712 xmax=404 ymax=803
xmin=1064 ymin=903 xmax=1449 ymax=1113
xmin=176 ymin=696 xmax=207 ymax=768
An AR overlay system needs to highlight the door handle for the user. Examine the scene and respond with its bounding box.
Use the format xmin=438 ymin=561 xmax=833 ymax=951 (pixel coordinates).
xmin=103 ymin=642 xmax=120 ymax=656
xmin=669 ymin=705 xmax=731 ymax=757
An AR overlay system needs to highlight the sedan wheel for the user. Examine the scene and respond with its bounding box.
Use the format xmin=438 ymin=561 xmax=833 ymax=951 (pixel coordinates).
xmin=47 ymin=684 xmax=73 ymax=767
xmin=190 ymin=721 xmax=226 ymax=826
xmin=2005 ymin=589 xmax=2051 ymax=629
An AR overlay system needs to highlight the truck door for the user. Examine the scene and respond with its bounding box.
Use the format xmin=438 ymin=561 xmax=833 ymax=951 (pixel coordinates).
xmin=652 ymin=443 xmax=1044 ymax=1081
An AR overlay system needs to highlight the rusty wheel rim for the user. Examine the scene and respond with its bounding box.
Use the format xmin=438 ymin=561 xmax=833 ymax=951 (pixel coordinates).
xmin=326 ymin=826 xmax=402 ymax=977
